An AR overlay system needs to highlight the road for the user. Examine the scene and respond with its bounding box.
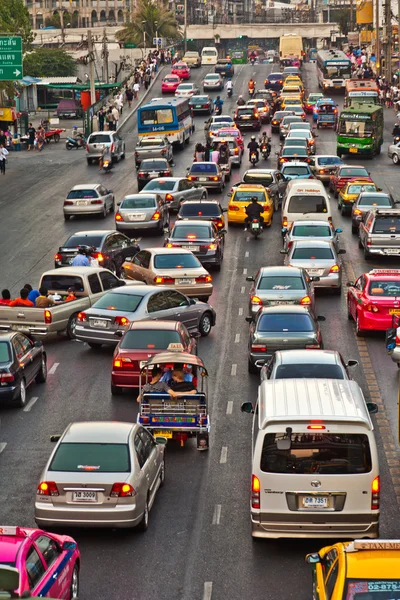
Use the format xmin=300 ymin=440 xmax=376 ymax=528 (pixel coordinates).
xmin=0 ymin=61 xmax=400 ymax=600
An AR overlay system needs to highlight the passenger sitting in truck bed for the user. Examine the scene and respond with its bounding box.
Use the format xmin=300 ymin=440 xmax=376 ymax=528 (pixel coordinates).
xmin=9 ymin=288 xmax=34 ymax=307
xmin=136 ymin=367 xmax=170 ymax=402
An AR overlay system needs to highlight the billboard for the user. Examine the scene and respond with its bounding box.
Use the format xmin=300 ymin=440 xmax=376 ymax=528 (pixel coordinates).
xmin=356 ymin=0 xmax=373 ymax=24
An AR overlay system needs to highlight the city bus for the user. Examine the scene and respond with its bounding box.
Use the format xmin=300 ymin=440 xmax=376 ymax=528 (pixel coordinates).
xmin=344 ymin=79 xmax=379 ymax=106
xmin=137 ymin=97 xmax=194 ymax=148
xmin=229 ymin=50 xmax=247 ymax=64
xmin=316 ymin=49 xmax=352 ymax=91
xmin=201 ymin=47 xmax=218 ymax=65
xmin=337 ymin=102 xmax=384 ymax=157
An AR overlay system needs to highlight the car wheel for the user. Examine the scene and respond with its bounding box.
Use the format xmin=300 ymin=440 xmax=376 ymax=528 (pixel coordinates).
xmin=70 ymin=565 xmax=79 ymax=600
xmin=109 ymin=201 xmax=115 ymax=213
xmin=214 ymin=260 xmax=221 ymax=272
xmin=121 ymin=150 xmax=126 ymax=160
xmin=86 ymin=158 xmax=92 ymax=165
xmin=340 ymin=204 xmax=346 ymax=216
xmin=88 ymin=342 xmax=102 ymax=349
xmin=159 ymin=457 xmax=166 ymax=488
xmin=392 ymin=153 xmax=400 ymax=164
xmin=199 ymin=311 xmax=213 ymax=336
xmin=347 ymin=302 xmax=353 ymax=320
xmin=119 ymin=269 xmax=127 ymax=280
xmin=16 ymin=379 xmax=27 ymax=408
xmin=101 ymin=204 xmax=107 ymax=219
xmin=111 ymin=384 xmax=123 ymax=395
xmin=248 ymin=359 xmax=258 ymax=374
xmin=64 ymin=214 xmax=71 ymax=221
xmin=351 ymin=224 xmax=358 ymax=234
xmin=136 ymin=497 xmax=149 ymax=532
xmin=201 ymin=193 xmax=207 ymax=199
xmin=225 ymin=171 xmax=231 ymax=181
xmin=66 ymin=314 xmax=78 ymax=339
xmin=35 ymin=355 xmax=47 ymax=383
xmin=355 ymin=313 xmax=364 ymax=337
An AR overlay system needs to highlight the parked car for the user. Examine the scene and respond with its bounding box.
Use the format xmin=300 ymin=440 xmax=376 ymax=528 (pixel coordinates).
xmin=351 ymin=192 xmax=395 ymax=234
xmin=137 ymin=158 xmax=173 ymax=191
xmin=203 ymin=73 xmax=223 ymax=91
xmin=86 ymin=131 xmax=125 ymax=165
xmin=115 ymin=194 xmax=169 ymax=234
xmin=165 ymin=219 xmax=225 ymax=270
xmin=189 ymin=95 xmax=214 ymax=114
xmin=141 ymin=177 xmax=207 ymax=212
xmin=161 ymin=74 xmax=181 ymax=93
xmin=134 ymin=136 xmax=173 ymax=167
xmin=63 ymin=184 xmax=114 ymax=220
xmin=186 ymin=162 xmax=225 ymax=192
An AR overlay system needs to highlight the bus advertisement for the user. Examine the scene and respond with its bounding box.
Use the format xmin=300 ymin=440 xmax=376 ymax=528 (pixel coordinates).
xmin=316 ymin=49 xmax=352 ymax=91
xmin=137 ymin=98 xmax=194 ymax=148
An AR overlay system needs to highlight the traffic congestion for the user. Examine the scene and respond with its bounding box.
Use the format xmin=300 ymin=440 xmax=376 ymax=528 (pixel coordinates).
xmin=1 ymin=38 xmax=400 ymax=600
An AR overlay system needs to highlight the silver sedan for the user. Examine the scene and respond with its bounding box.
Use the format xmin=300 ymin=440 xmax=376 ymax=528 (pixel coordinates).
xmin=140 ymin=177 xmax=207 ymax=212
xmin=282 ymin=220 xmax=342 ymax=250
xmin=64 ymin=184 xmax=114 ymax=220
xmin=115 ymin=193 xmax=169 ymax=233
xmin=35 ymin=421 xmax=166 ymax=529
xmin=282 ymin=239 xmax=346 ymax=294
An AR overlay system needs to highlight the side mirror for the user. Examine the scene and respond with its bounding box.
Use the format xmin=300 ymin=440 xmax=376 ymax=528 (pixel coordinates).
xmin=385 ymin=327 xmax=397 ymax=350
xmin=346 ymin=359 xmax=359 ymax=368
xmin=63 ymin=541 xmax=77 ymax=550
xmin=107 ymin=189 xmax=113 ymax=194
xmin=280 ymin=249 xmax=288 ymax=254
xmin=346 ymin=281 xmax=355 ymax=287
xmin=33 ymin=341 xmax=42 ymax=348
xmin=222 ymin=208 xmax=228 ymax=213
xmin=191 ymin=331 xmax=201 ymax=338
xmin=241 ymin=401 xmax=254 ymax=414
xmin=219 ymin=229 xmax=228 ymax=235
xmin=189 ymin=298 xmax=196 ymax=305
xmin=246 ymin=276 xmax=254 ymax=282
xmin=338 ymin=249 xmax=346 ymax=254
xmin=245 ymin=316 xmax=253 ymax=323
xmin=50 ymin=435 xmax=61 ymax=443
xmin=306 ymin=553 xmax=321 ymax=564
xmin=317 ymin=315 xmax=326 ymax=322
xmin=366 ymin=402 xmax=378 ymax=414
xmin=335 ymin=228 xmax=342 ymax=233
xmin=117 ymin=202 xmax=121 ymax=206
xmin=155 ymin=436 xmax=168 ymax=445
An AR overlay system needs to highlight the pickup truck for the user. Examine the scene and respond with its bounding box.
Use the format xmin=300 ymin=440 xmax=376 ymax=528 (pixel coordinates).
xmin=182 ymin=51 xmax=201 ymax=68
xmin=214 ymin=59 xmax=234 ymax=78
xmin=0 ymin=267 xmax=141 ymax=340
xmin=134 ymin=136 xmax=173 ymax=167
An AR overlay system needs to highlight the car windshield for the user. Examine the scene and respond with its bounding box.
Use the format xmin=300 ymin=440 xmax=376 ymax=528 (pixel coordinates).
xmin=120 ymin=329 xmax=181 ymax=349
xmin=308 ymin=95 xmax=323 ymax=101
xmin=318 ymin=156 xmax=342 ymax=166
xmin=144 ymin=179 xmax=176 ymax=191
xmin=282 ymin=166 xmax=310 ymax=175
xmin=372 ymin=217 xmax=400 ymax=234
xmin=292 ymin=224 xmax=331 ymax=237
xmin=174 ymin=64 xmax=188 ymax=70
xmin=275 ymin=363 xmax=345 ymax=379
xmin=121 ymin=197 xmax=156 ymax=209
xmin=257 ymin=313 xmax=314 ymax=332
xmin=192 ymin=96 xmax=208 ymax=102
xmin=290 ymin=124 xmax=311 ymax=130
xmin=282 ymin=148 xmax=308 ymax=156
xmin=179 ymin=204 xmax=219 ymax=217
xmin=237 ymin=108 xmax=254 ymax=115
xmin=140 ymin=139 xmax=164 ymax=147
xmin=64 ymin=235 xmax=103 ymax=248
xmin=50 ymin=443 xmax=130 ymax=472
xmin=140 ymin=160 xmax=168 ymax=169
xmin=292 ymin=247 xmax=334 ymax=260
xmin=205 ymin=75 xmax=219 ymax=80
xmin=287 ymin=130 xmax=309 ymax=138
xmin=282 ymin=117 xmax=301 ymax=125
xmin=0 ymin=342 xmax=11 ymax=363
xmin=243 ymin=173 xmax=273 ymax=185
xmin=67 ymin=189 xmax=98 ymax=199
xmin=41 ymin=275 xmax=84 ymax=292
xmin=190 ymin=164 xmax=218 ymax=173
xmin=347 ymin=185 xmax=376 ymax=194
xmin=274 ymin=112 xmax=290 ymax=119
xmin=214 ymin=116 xmax=232 ymax=123
xmin=358 ymin=196 xmax=391 ymax=206
xmin=369 ymin=280 xmax=400 ymax=296
xmin=260 ymin=433 xmax=372 ymax=474
xmin=340 ymin=168 xmax=369 ymax=177
xmin=234 ymin=191 xmax=265 ymax=202
xmin=172 ymin=225 xmax=212 ymax=238
xmin=164 ymin=77 xmax=178 ymax=82
xmin=154 ymin=253 xmax=201 ymax=269
xmin=93 ymin=292 xmax=143 ymax=312
xmin=89 ymin=134 xmax=111 ymax=143
xmin=258 ymin=276 xmax=304 ymax=290
xmin=288 ymin=195 xmax=328 ymax=213
xmin=284 ymin=140 xmax=307 ymax=147
xmin=178 ymin=84 xmax=192 ymax=90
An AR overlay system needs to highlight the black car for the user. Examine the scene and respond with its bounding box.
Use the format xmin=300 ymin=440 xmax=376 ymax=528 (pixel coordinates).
xmin=234 ymin=105 xmax=262 ymax=131
xmin=264 ymin=72 xmax=284 ymax=92
xmin=165 ymin=219 xmax=226 ymax=270
xmin=0 ymin=332 xmax=47 ymax=407
xmin=214 ymin=59 xmax=234 ymax=78
xmin=254 ymin=89 xmax=278 ymax=112
xmin=137 ymin=158 xmax=173 ymax=191
xmin=270 ymin=110 xmax=296 ymax=133
xmin=177 ymin=200 xmax=227 ymax=229
xmin=235 ymin=168 xmax=289 ymax=211
xmin=54 ymin=230 xmax=140 ymax=276
xmin=189 ymin=95 xmax=214 ymax=114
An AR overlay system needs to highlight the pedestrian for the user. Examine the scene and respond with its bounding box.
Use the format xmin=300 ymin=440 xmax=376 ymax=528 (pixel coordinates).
xmin=106 ymin=107 xmax=115 ymax=131
xmin=27 ymin=123 xmax=36 ymax=151
xmin=125 ymin=87 xmax=133 ymax=108
xmin=0 ymin=289 xmax=11 ymax=305
xmin=116 ymin=92 xmax=124 ymax=114
xmin=133 ymin=81 xmax=140 ymax=99
xmin=386 ymin=89 xmax=392 ymax=108
xmin=0 ymin=144 xmax=8 ymax=175
xmin=97 ymin=107 xmax=105 ymax=131
xmin=112 ymin=105 xmax=120 ymax=129
xmin=144 ymin=69 xmax=151 ymax=90
xmin=0 ymin=130 xmax=5 ymax=146
xmin=36 ymin=126 xmax=45 ymax=151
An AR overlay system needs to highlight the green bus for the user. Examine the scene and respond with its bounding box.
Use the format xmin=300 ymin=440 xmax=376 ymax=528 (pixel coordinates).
xmin=229 ymin=50 xmax=247 ymax=64
xmin=337 ymin=103 xmax=383 ymax=158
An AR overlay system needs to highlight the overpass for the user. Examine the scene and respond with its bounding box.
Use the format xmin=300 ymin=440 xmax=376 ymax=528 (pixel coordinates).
xmin=186 ymin=22 xmax=337 ymax=41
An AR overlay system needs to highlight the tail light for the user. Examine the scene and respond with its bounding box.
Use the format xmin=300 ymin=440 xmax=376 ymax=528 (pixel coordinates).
xmin=160 ymin=171 xmax=171 ymax=176
xmin=196 ymin=275 xmax=212 ymax=283
xmin=138 ymin=172 xmax=145 ymax=178
xmin=37 ymin=481 xmax=59 ymax=496
xmin=254 ymin=112 xmax=259 ymax=118
xmin=371 ymin=476 xmax=380 ymax=510
xmin=188 ymin=176 xmax=196 ymax=181
xmin=208 ymin=243 xmax=216 ymax=250
xmin=0 ymin=371 xmax=14 ymax=383
xmin=353 ymin=209 xmax=362 ymax=215
xmin=251 ymin=475 xmax=261 ymax=509
xmin=165 ymin=193 xmax=174 ymax=202
xmin=234 ymin=148 xmax=239 ymax=155
xmin=115 ymin=213 xmax=123 ymax=221
xmin=151 ymin=211 xmax=161 ymax=221
xmin=366 ymin=304 xmax=379 ymax=313
xmin=64 ymin=201 xmax=73 ymax=206
xmin=265 ymin=79 xmax=269 ymax=84
xmin=319 ymin=169 xmax=325 ymax=174
xmin=216 ymin=220 xmax=224 ymax=228
xmin=110 ymin=483 xmax=136 ymax=497
xmin=305 ymin=344 xmax=321 ymax=349
xmin=282 ymin=218 xmax=288 ymax=227
xmin=44 ymin=310 xmax=52 ymax=324
xmin=300 ymin=296 xmax=311 ymax=305
xmin=251 ymin=296 xmax=262 ymax=306
xmin=263 ymin=205 xmax=270 ymax=212
xmin=308 ymin=175 xmax=314 ymax=179
xmin=114 ymin=316 xmax=130 ymax=326
xmin=135 ymin=151 xmax=139 ymax=157
xmin=54 ymin=253 xmax=61 ymax=261
xmin=228 ymin=205 xmax=239 ymax=211
xmin=251 ymin=344 xmax=266 ymax=352
xmin=91 ymin=199 xmax=103 ymax=205
xmin=113 ymin=357 xmax=134 ymax=369
xmin=212 ymin=176 xmax=220 ymax=181
xmin=329 ymin=264 xmax=340 ymax=273
xmin=92 ymin=252 xmax=104 ymax=262
xmin=77 ymin=312 xmax=87 ymax=322
xmin=154 ymin=276 xmax=175 ymax=284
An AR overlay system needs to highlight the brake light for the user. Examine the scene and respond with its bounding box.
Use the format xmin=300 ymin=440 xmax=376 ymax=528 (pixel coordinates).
xmin=251 ymin=296 xmax=262 ymax=305
xmin=151 ymin=211 xmax=161 ymax=221
xmin=196 ymin=275 xmax=212 ymax=283
xmin=110 ymin=483 xmax=136 ymax=497
xmin=329 ymin=264 xmax=340 ymax=273
xmin=115 ymin=213 xmax=123 ymax=221
xmin=371 ymin=476 xmax=380 ymax=510
xmin=54 ymin=253 xmax=61 ymax=261
xmin=165 ymin=193 xmax=174 ymax=202
xmin=254 ymin=112 xmax=259 ymax=117
xmin=91 ymin=199 xmax=103 ymax=205
xmin=77 ymin=312 xmax=87 ymax=322
xmin=305 ymin=344 xmax=321 ymax=349
xmin=307 ymin=424 xmax=326 ymax=430
xmin=208 ymin=243 xmax=216 ymax=250
xmin=265 ymin=79 xmax=269 ymax=84
xmin=251 ymin=475 xmax=261 ymax=509
xmin=37 ymin=481 xmax=59 ymax=496
xmin=212 ymin=176 xmax=220 ymax=181
xmin=282 ymin=218 xmax=288 ymax=226
xmin=300 ymin=296 xmax=311 ymax=305
xmin=114 ymin=316 xmax=130 ymax=326
xmin=216 ymin=220 xmax=223 ymax=228
xmin=353 ymin=209 xmax=362 ymax=215
xmin=44 ymin=310 xmax=52 ymax=324
xmin=263 ymin=205 xmax=269 ymax=212
xmin=113 ymin=357 xmax=134 ymax=369
xmin=234 ymin=148 xmax=239 ymax=155
xmin=64 ymin=201 xmax=73 ymax=206
xmin=229 ymin=205 xmax=239 ymax=211
xmin=319 ymin=169 xmax=325 ymax=174
xmin=366 ymin=304 xmax=379 ymax=313
xmin=92 ymin=252 xmax=104 ymax=262
xmin=0 ymin=371 xmax=14 ymax=383
xmin=251 ymin=344 xmax=266 ymax=352
xmin=187 ymin=176 xmax=196 ymax=181
xmin=154 ymin=276 xmax=175 ymax=284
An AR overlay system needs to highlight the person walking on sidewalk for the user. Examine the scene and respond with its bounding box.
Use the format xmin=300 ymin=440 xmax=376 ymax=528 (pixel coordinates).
xmin=144 ymin=69 xmax=151 ymax=90
xmin=133 ymin=81 xmax=140 ymax=99
xmin=0 ymin=144 xmax=8 ymax=174
xmin=97 ymin=108 xmax=105 ymax=131
xmin=125 ymin=87 xmax=133 ymax=108
xmin=112 ymin=105 xmax=120 ymax=129
xmin=27 ymin=123 xmax=36 ymax=151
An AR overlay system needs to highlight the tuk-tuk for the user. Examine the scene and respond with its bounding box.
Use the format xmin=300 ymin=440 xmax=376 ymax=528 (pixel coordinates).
xmin=138 ymin=344 xmax=210 ymax=450
xmin=315 ymin=99 xmax=338 ymax=128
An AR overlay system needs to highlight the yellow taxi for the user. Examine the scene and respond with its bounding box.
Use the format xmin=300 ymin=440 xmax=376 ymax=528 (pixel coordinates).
xmin=281 ymin=96 xmax=304 ymax=109
xmin=227 ymin=184 xmax=273 ymax=225
xmin=338 ymin=180 xmax=378 ymax=214
xmin=306 ymin=539 xmax=400 ymax=600
xmin=285 ymin=77 xmax=305 ymax=94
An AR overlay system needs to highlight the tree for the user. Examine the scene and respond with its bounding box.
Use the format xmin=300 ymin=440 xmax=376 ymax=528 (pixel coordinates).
xmin=23 ymin=48 xmax=77 ymax=78
xmin=0 ymin=0 xmax=34 ymax=52
xmin=45 ymin=11 xmax=79 ymax=29
xmin=335 ymin=9 xmax=350 ymax=36
xmin=116 ymin=0 xmax=180 ymax=47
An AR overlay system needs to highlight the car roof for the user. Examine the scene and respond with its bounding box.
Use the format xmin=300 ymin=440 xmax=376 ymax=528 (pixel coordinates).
xmin=345 ymin=180 xmax=377 ymax=187
xmin=269 ymin=72 xmax=283 ymax=76
xmin=291 ymin=220 xmax=332 ymax=227
xmin=181 ymin=199 xmax=219 ymax=205
xmin=42 ymin=266 xmax=113 ymax=276
xmin=281 ymin=161 xmax=311 ymax=166
xmin=259 ymin=266 xmax=303 ymax=276
xmin=292 ymin=239 xmax=334 ymax=248
xmin=128 ymin=319 xmax=180 ymax=331
xmin=315 ymin=154 xmax=342 ymax=159
xmin=71 ymin=184 xmax=99 ymax=190
xmin=358 ymin=191 xmax=390 ymax=198
xmin=366 ymin=268 xmax=400 ymax=279
xmin=339 ymin=164 xmax=367 ymax=170
xmin=62 ymin=421 xmax=135 ymax=444
xmin=276 ymin=349 xmax=341 ymax=365
xmin=102 ymin=285 xmax=158 ymax=296
xmin=67 ymin=230 xmax=113 ymax=238
xmin=140 ymin=158 xmax=169 ymax=164
xmin=0 ymin=332 xmax=14 ymax=342
xmin=235 ymin=184 xmax=266 ymax=190
xmin=123 ymin=193 xmax=158 ymax=199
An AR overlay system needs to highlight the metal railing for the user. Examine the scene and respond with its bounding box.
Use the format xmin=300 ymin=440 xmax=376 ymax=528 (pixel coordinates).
xmin=188 ymin=9 xmax=315 ymax=25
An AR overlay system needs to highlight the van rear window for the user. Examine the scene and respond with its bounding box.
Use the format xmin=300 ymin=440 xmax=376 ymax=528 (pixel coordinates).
xmin=288 ymin=195 xmax=328 ymax=213
xmin=260 ymin=433 xmax=372 ymax=474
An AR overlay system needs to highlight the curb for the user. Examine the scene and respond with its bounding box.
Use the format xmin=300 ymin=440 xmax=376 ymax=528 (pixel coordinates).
xmin=117 ymin=65 xmax=165 ymax=133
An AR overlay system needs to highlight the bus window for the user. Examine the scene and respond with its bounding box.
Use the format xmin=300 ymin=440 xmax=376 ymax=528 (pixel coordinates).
xmin=140 ymin=108 xmax=173 ymax=126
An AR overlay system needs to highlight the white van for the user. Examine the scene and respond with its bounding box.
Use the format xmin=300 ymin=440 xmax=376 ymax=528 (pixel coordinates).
xmin=281 ymin=179 xmax=332 ymax=228
xmin=241 ymin=378 xmax=380 ymax=539
xmin=201 ymin=47 xmax=218 ymax=65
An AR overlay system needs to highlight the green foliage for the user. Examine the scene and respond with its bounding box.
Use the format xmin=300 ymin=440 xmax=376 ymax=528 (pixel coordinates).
xmin=335 ymin=9 xmax=350 ymax=36
xmin=23 ymin=48 xmax=77 ymax=77
xmin=116 ymin=0 xmax=180 ymax=46
xmin=0 ymin=0 xmax=34 ymax=51
xmin=44 ymin=12 xmax=79 ymax=29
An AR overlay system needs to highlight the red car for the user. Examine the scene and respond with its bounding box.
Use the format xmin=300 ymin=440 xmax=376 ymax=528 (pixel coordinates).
xmin=161 ymin=74 xmax=181 ymax=93
xmin=171 ymin=62 xmax=190 ymax=80
xmin=347 ymin=269 xmax=400 ymax=335
xmin=329 ymin=165 xmax=373 ymax=198
xmin=111 ymin=320 xmax=197 ymax=393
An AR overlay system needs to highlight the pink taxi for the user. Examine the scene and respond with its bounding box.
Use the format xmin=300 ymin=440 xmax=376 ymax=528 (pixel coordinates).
xmin=0 ymin=526 xmax=80 ymax=598
xmin=171 ymin=62 xmax=191 ymax=80
xmin=161 ymin=74 xmax=181 ymax=93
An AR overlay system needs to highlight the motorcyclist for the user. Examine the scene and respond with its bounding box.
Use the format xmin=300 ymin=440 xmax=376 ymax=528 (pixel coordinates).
xmin=247 ymin=135 xmax=259 ymax=162
xmin=237 ymin=95 xmax=246 ymax=106
xmin=248 ymin=78 xmax=256 ymax=93
xmin=72 ymin=246 xmax=92 ymax=267
xmin=214 ymin=96 xmax=223 ymax=113
xmin=226 ymin=79 xmax=233 ymax=93
xmin=218 ymin=142 xmax=230 ymax=165
xmin=99 ymin=145 xmax=113 ymax=171
xmin=244 ymin=196 xmax=264 ymax=231
xmin=259 ymin=131 xmax=271 ymax=154
xmin=392 ymin=122 xmax=400 ymax=139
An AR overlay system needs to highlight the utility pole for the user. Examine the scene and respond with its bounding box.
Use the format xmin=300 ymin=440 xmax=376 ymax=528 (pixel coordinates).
xmin=375 ymin=0 xmax=381 ymax=76
xmin=349 ymin=0 xmax=354 ymax=33
xmin=142 ymin=21 xmax=147 ymax=59
xmin=87 ymin=30 xmax=96 ymax=106
xmin=59 ymin=0 xmax=65 ymax=44
xmin=102 ymin=27 xmax=109 ymax=83
xmin=382 ymin=0 xmax=392 ymax=82
xmin=184 ymin=0 xmax=188 ymax=53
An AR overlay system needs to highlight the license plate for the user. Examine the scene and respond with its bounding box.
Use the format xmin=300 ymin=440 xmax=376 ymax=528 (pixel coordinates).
xmin=349 ymin=148 xmax=358 ymax=153
xmin=303 ymin=496 xmax=328 ymax=508
xmin=271 ymin=300 xmax=293 ymax=305
xmin=199 ymin=177 xmax=207 ymax=182
xmin=389 ymin=308 xmax=400 ymax=314
xmin=91 ymin=319 xmax=108 ymax=328
xmin=149 ymin=171 xmax=158 ymax=177
xmin=385 ymin=249 xmax=400 ymax=254
xmin=182 ymin=245 xmax=200 ymax=252
xmin=242 ymin=116 xmax=251 ymax=119
xmin=309 ymin=269 xmax=323 ymax=275
xmin=153 ymin=430 xmax=173 ymax=439
xmin=178 ymin=278 xmax=195 ymax=284
xmin=195 ymin=105 xmax=202 ymax=108
xmin=72 ymin=491 xmax=98 ymax=502
xmin=252 ymin=223 xmax=260 ymax=229
xmin=76 ymin=200 xmax=89 ymax=206
xmin=128 ymin=213 xmax=145 ymax=221
xmin=13 ymin=324 xmax=28 ymax=331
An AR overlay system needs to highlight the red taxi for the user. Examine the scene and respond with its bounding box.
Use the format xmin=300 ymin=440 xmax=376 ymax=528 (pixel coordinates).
xmin=0 ymin=525 xmax=80 ymax=599
xmin=214 ymin=127 xmax=244 ymax=149
xmin=111 ymin=321 xmax=196 ymax=393
xmin=329 ymin=165 xmax=373 ymax=197
xmin=161 ymin=74 xmax=181 ymax=93
xmin=347 ymin=269 xmax=400 ymax=335
xmin=171 ymin=62 xmax=190 ymax=80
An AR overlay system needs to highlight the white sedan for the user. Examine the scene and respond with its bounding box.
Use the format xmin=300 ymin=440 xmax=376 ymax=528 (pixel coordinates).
xmin=175 ymin=83 xmax=199 ymax=97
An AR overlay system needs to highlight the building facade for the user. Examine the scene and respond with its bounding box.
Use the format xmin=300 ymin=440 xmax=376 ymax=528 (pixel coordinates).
xmin=25 ymin=0 xmax=136 ymax=29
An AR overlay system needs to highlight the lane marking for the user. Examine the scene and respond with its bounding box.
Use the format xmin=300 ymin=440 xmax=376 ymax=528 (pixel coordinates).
xmin=0 ymin=443 xmax=7 ymax=454
xmin=243 ymin=268 xmax=247 ymax=275
xmin=231 ymin=364 xmax=237 ymax=376
xmin=220 ymin=446 xmax=228 ymax=464
xmin=240 ymin=286 xmax=245 ymax=294
xmin=235 ymin=333 xmax=240 ymax=343
xmin=238 ymin=307 xmax=243 ymax=316
xmin=203 ymin=582 xmax=213 ymax=600
xmin=212 ymin=504 xmax=222 ymax=525
xmin=245 ymin=251 xmax=249 ymax=257
xmin=226 ymin=401 xmax=233 ymax=414
xmin=246 ymin=236 xmax=250 ymax=242
xmin=23 ymin=396 xmax=39 ymax=412
xmin=48 ymin=362 xmax=59 ymax=375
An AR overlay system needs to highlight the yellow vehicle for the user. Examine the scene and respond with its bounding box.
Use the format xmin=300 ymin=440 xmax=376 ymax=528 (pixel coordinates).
xmin=281 ymin=96 xmax=303 ymax=109
xmin=281 ymin=85 xmax=303 ymax=97
xmin=306 ymin=539 xmax=400 ymax=600
xmin=227 ymin=184 xmax=273 ymax=225
xmin=338 ymin=180 xmax=378 ymax=215
xmin=285 ymin=76 xmax=303 ymax=86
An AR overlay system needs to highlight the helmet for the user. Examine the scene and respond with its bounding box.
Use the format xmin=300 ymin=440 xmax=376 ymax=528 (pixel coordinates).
xmin=216 ymin=95 xmax=220 ymax=100
xmin=227 ymin=78 xmax=231 ymax=81
xmin=262 ymin=131 xmax=267 ymax=136
xmin=78 ymin=245 xmax=92 ymax=256
xmin=251 ymin=196 xmax=258 ymax=202
xmin=251 ymin=135 xmax=256 ymax=141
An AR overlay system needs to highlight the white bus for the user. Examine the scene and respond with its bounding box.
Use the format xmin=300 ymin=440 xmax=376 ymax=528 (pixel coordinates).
xmin=201 ymin=47 xmax=218 ymax=65
xmin=316 ymin=49 xmax=352 ymax=91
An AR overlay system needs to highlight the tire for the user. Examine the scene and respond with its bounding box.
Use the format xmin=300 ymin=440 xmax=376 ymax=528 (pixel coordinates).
xmin=111 ymin=384 xmax=123 ymax=395
xmin=201 ymin=193 xmax=207 ymax=199
xmin=35 ymin=355 xmax=47 ymax=383
xmin=157 ymin=221 xmax=164 ymax=236
xmin=393 ymin=153 xmax=399 ymax=165
xmin=214 ymin=260 xmax=221 ymax=272
xmin=86 ymin=158 xmax=92 ymax=165
xmin=199 ymin=311 xmax=213 ymax=336
xmin=121 ymin=151 xmax=126 ymax=160
xmin=347 ymin=303 xmax=353 ymax=320
xmin=66 ymin=143 xmax=72 ymax=150
xmin=53 ymin=133 xmax=60 ymax=143
xmin=66 ymin=314 xmax=78 ymax=339
xmin=136 ymin=497 xmax=149 ymax=532
xmin=333 ymin=286 xmax=341 ymax=296
xmin=101 ymin=205 xmax=107 ymax=219
xmin=225 ymin=171 xmax=231 ymax=181
xmin=64 ymin=214 xmax=71 ymax=221
xmin=351 ymin=224 xmax=358 ymax=234
xmin=248 ymin=359 xmax=258 ymax=374
xmin=159 ymin=457 xmax=165 ymax=488
xmin=88 ymin=342 xmax=102 ymax=349
xmin=108 ymin=261 xmax=117 ymax=275
xmin=70 ymin=565 xmax=79 ymax=600
xmin=109 ymin=202 xmax=115 ymax=213
xmin=340 ymin=204 xmax=347 ymax=216
xmin=363 ymin=245 xmax=371 ymax=260
xmin=16 ymin=379 xmax=27 ymax=408
xmin=356 ymin=313 xmax=364 ymax=337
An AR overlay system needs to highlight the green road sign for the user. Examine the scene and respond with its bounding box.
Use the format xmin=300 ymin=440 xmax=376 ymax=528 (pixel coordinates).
xmin=0 ymin=36 xmax=23 ymax=80
xmin=124 ymin=42 xmax=137 ymax=48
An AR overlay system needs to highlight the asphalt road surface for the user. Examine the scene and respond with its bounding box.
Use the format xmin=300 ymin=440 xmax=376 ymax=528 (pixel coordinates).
xmin=1 ymin=61 xmax=400 ymax=600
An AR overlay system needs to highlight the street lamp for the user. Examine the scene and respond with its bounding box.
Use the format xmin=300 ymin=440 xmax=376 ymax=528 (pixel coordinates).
xmin=142 ymin=20 xmax=146 ymax=57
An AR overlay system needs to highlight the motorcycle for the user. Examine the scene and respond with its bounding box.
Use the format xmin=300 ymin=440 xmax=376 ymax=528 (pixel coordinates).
xmin=261 ymin=141 xmax=271 ymax=160
xmin=250 ymin=152 xmax=258 ymax=168
xmin=227 ymin=87 xmax=233 ymax=98
xmin=65 ymin=134 xmax=86 ymax=150
xmin=249 ymin=218 xmax=262 ymax=239
xmin=394 ymin=135 xmax=400 ymax=144
xmin=248 ymin=87 xmax=255 ymax=98
xmin=215 ymin=104 xmax=223 ymax=115
xmin=103 ymin=158 xmax=113 ymax=173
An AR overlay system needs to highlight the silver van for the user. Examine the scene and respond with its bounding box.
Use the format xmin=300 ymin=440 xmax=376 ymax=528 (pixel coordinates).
xmin=241 ymin=379 xmax=379 ymax=540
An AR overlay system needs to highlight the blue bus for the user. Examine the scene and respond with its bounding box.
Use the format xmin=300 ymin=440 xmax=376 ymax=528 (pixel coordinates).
xmin=137 ymin=97 xmax=194 ymax=148
xmin=316 ymin=49 xmax=352 ymax=92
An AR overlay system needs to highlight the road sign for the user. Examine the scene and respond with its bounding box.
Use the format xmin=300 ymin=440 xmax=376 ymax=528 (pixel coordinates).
xmin=124 ymin=42 xmax=137 ymax=48
xmin=0 ymin=36 xmax=23 ymax=81
xmin=153 ymin=37 xmax=162 ymax=46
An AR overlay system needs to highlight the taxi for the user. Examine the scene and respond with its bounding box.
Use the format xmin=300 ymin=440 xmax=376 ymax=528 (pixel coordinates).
xmin=171 ymin=61 xmax=191 ymax=80
xmin=347 ymin=269 xmax=400 ymax=333
xmin=161 ymin=74 xmax=181 ymax=93
xmin=338 ymin=180 xmax=378 ymax=214
xmin=306 ymin=539 xmax=400 ymax=600
xmin=281 ymin=96 xmax=303 ymax=110
xmin=285 ymin=78 xmax=305 ymax=95
xmin=227 ymin=184 xmax=273 ymax=225
xmin=215 ymin=127 xmax=244 ymax=149
xmin=0 ymin=525 xmax=80 ymax=598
